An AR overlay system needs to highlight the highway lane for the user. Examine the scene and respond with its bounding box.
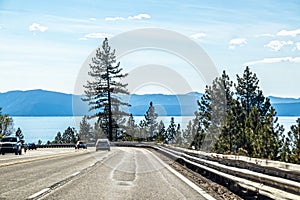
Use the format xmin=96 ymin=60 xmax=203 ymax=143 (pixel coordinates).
xmin=40 ymin=147 xmax=207 ymax=200
xmin=0 ymin=148 xmax=111 ymax=199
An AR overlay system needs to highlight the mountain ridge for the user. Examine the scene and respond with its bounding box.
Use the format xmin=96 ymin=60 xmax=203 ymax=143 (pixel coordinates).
xmin=0 ymin=89 xmax=299 ymax=116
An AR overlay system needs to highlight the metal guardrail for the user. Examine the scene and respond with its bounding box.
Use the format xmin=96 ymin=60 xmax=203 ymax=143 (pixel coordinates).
xmin=114 ymin=142 xmax=300 ymax=200
xmin=156 ymin=145 xmax=300 ymax=199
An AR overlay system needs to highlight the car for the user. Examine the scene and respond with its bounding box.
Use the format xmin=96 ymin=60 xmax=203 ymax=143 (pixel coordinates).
xmin=0 ymin=136 xmax=22 ymax=155
xmin=95 ymin=139 xmax=110 ymax=151
xmin=75 ymin=141 xmax=87 ymax=149
xmin=28 ymin=143 xmax=37 ymax=150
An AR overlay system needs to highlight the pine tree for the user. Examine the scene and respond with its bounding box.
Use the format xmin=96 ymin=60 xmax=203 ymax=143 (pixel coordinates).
xmin=182 ymin=120 xmax=193 ymax=148
xmin=82 ymin=38 xmax=129 ymax=141
xmin=166 ymin=117 xmax=177 ymax=144
xmin=0 ymin=108 xmax=14 ymax=136
xmin=236 ymin=66 xmax=267 ymax=116
xmin=53 ymin=132 xmax=62 ymax=144
xmin=156 ymin=120 xmax=166 ymax=143
xmin=125 ymin=114 xmax=137 ymax=140
xmin=92 ymin=122 xmax=106 ymax=141
xmin=288 ymin=118 xmax=300 ymax=163
xmin=173 ymin=124 xmax=183 ymax=146
xmin=279 ymin=133 xmax=292 ymax=163
xmin=138 ymin=120 xmax=147 ymax=141
xmin=215 ymin=99 xmax=243 ymax=154
xmin=62 ymin=127 xmax=78 ymax=143
xmin=79 ymin=116 xmax=93 ymax=142
xmin=186 ymin=111 xmax=202 ymax=149
xmin=235 ymin=67 xmax=281 ymax=158
xmin=144 ymin=102 xmax=158 ymax=140
xmin=195 ymin=70 xmax=233 ymax=151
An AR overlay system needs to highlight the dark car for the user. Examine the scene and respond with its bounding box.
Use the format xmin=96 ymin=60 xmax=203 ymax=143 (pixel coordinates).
xmin=0 ymin=136 xmax=22 ymax=155
xmin=75 ymin=141 xmax=87 ymax=149
xmin=28 ymin=143 xmax=37 ymax=150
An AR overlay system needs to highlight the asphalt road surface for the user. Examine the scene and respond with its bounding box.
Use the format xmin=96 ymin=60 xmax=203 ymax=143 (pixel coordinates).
xmin=0 ymin=147 xmax=208 ymax=200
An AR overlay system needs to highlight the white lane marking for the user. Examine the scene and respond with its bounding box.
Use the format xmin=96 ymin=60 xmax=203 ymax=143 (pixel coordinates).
xmin=71 ymin=171 xmax=80 ymax=176
xmin=28 ymin=188 xmax=50 ymax=199
xmin=148 ymin=149 xmax=216 ymax=200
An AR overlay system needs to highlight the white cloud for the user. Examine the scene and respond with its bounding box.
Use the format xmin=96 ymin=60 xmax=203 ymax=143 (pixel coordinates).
xmin=256 ymin=33 xmax=274 ymax=37
xmin=190 ymin=32 xmax=206 ymax=39
xmin=81 ymin=32 xmax=113 ymax=40
xmin=89 ymin=18 xmax=96 ymax=21
xmin=229 ymin=38 xmax=247 ymax=49
xmin=295 ymin=42 xmax=300 ymax=51
xmin=105 ymin=13 xmax=151 ymax=21
xmin=277 ymin=29 xmax=300 ymax=37
xmin=264 ymin=40 xmax=293 ymax=51
xmin=29 ymin=23 xmax=48 ymax=32
xmin=105 ymin=17 xmax=126 ymax=21
xmin=244 ymin=57 xmax=300 ymax=66
xmin=128 ymin=13 xmax=151 ymax=20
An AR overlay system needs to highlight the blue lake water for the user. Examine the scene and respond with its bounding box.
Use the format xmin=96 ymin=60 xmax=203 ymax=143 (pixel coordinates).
xmin=12 ymin=116 xmax=300 ymax=144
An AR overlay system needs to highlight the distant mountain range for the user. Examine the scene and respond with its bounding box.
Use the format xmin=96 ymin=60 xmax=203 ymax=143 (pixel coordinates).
xmin=0 ymin=89 xmax=299 ymax=116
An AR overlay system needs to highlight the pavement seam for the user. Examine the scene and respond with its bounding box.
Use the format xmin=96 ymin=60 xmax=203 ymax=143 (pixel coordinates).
xmin=26 ymin=150 xmax=117 ymax=200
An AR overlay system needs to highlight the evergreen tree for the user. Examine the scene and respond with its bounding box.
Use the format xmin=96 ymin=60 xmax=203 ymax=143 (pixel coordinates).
xmin=78 ymin=116 xmax=93 ymax=142
xmin=186 ymin=111 xmax=202 ymax=149
xmin=156 ymin=120 xmax=166 ymax=143
xmin=92 ymin=122 xmax=106 ymax=142
xmin=166 ymin=117 xmax=177 ymax=144
xmin=235 ymin=67 xmax=281 ymax=158
xmin=125 ymin=114 xmax=138 ymax=140
xmin=195 ymin=70 xmax=232 ymax=151
xmin=173 ymin=124 xmax=183 ymax=146
xmin=235 ymin=66 xmax=268 ymax=116
xmin=111 ymin=105 xmax=127 ymax=140
xmin=288 ymin=118 xmax=300 ymax=163
xmin=191 ymin=128 xmax=206 ymax=150
xmin=82 ymin=38 xmax=129 ymax=141
xmin=209 ymin=71 xmax=236 ymax=152
xmin=53 ymin=132 xmax=62 ymax=144
xmin=138 ymin=120 xmax=147 ymax=141
xmin=144 ymin=102 xmax=158 ymax=140
xmin=0 ymin=108 xmax=14 ymax=136
xmin=182 ymin=120 xmax=193 ymax=148
xmin=215 ymin=100 xmax=243 ymax=153
xmin=62 ymin=127 xmax=78 ymax=143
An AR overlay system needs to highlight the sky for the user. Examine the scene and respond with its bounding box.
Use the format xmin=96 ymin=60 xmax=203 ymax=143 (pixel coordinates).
xmin=0 ymin=0 xmax=300 ymax=97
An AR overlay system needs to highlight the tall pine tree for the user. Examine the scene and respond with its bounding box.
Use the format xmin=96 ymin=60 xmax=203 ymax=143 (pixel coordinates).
xmin=82 ymin=38 xmax=129 ymax=141
xmin=144 ymin=102 xmax=158 ymax=140
xmin=235 ymin=67 xmax=282 ymax=158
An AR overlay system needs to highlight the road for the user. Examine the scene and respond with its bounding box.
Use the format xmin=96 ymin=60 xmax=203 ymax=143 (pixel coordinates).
xmin=0 ymin=147 xmax=208 ymax=200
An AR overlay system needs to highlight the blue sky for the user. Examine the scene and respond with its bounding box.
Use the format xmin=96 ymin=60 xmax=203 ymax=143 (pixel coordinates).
xmin=0 ymin=0 xmax=300 ymax=97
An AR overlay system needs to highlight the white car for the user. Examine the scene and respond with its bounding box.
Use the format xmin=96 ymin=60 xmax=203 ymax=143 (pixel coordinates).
xmin=95 ymin=139 xmax=111 ymax=151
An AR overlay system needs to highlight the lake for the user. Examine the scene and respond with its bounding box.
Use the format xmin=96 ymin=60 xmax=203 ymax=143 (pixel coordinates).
xmin=12 ymin=116 xmax=300 ymax=143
